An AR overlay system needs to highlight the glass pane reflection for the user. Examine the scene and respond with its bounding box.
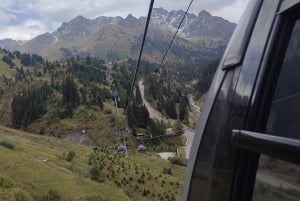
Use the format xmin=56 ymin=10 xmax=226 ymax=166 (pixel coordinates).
xmin=253 ymin=155 xmax=300 ymax=201
xmin=266 ymin=20 xmax=300 ymax=139
xmin=253 ymin=19 xmax=300 ymax=201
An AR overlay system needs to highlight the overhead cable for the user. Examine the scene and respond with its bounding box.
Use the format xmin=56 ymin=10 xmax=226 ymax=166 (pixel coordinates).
xmin=155 ymin=0 xmax=194 ymax=73
xmin=125 ymin=0 xmax=155 ymax=114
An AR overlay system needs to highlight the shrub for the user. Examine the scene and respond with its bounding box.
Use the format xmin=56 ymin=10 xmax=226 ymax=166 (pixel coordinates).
xmin=39 ymin=127 xmax=45 ymax=135
xmin=163 ymin=167 xmax=173 ymax=175
xmin=14 ymin=190 xmax=33 ymax=201
xmin=109 ymin=114 xmax=116 ymax=123
xmin=66 ymin=151 xmax=75 ymax=162
xmin=104 ymin=108 xmax=112 ymax=114
xmin=90 ymin=167 xmax=101 ymax=181
xmin=0 ymin=140 xmax=15 ymax=150
xmin=0 ymin=175 xmax=12 ymax=188
xmin=58 ymin=105 xmax=73 ymax=119
xmin=168 ymin=157 xmax=188 ymax=166
xmin=42 ymin=190 xmax=60 ymax=201
xmin=86 ymin=195 xmax=104 ymax=201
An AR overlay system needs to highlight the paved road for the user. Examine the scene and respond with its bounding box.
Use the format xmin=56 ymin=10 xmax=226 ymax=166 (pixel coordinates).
xmin=183 ymin=129 xmax=195 ymax=159
xmin=158 ymin=152 xmax=176 ymax=160
xmin=257 ymin=172 xmax=300 ymax=191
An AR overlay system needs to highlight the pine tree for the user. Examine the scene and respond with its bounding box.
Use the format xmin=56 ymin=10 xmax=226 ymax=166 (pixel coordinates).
xmin=179 ymin=96 xmax=189 ymax=122
xmin=62 ymin=76 xmax=80 ymax=108
xmin=11 ymin=83 xmax=52 ymax=129
xmin=97 ymin=95 xmax=104 ymax=110
xmin=165 ymin=100 xmax=177 ymax=119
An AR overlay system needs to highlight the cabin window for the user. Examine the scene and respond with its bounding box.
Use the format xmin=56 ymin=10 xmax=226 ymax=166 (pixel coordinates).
xmin=266 ymin=20 xmax=300 ymax=139
xmin=252 ymin=19 xmax=300 ymax=200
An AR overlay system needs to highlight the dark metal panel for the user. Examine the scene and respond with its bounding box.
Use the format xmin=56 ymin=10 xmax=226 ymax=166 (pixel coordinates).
xmin=182 ymin=0 xmax=256 ymax=197
xmin=229 ymin=0 xmax=282 ymax=200
xmin=245 ymin=16 xmax=286 ymax=131
xmin=232 ymin=2 xmax=279 ymax=102
xmin=222 ymin=0 xmax=262 ymax=69
xmin=228 ymin=15 xmax=286 ymax=201
xmin=184 ymin=0 xmax=281 ymax=201
xmin=278 ymin=0 xmax=300 ymax=14
xmin=183 ymin=1 xmax=264 ymax=198
xmin=182 ymin=46 xmax=227 ymax=201
xmin=232 ymin=130 xmax=300 ymax=164
xmin=186 ymin=67 xmax=240 ymax=201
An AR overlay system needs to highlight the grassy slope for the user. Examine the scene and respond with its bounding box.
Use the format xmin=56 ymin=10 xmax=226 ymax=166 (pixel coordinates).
xmin=0 ymin=52 xmax=15 ymax=77
xmin=0 ymin=126 xmax=186 ymax=201
xmin=27 ymin=100 xmax=128 ymax=147
xmin=0 ymin=126 xmax=130 ymax=201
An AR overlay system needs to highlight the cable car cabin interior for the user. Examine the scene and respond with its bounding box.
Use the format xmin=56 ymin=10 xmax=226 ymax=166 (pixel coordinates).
xmin=184 ymin=0 xmax=300 ymax=201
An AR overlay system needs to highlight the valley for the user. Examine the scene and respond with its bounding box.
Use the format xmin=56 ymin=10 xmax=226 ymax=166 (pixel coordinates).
xmin=0 ymin=7 xmax=228 ymax=201
xmin=3 ymin=2 xmax=297 ymax=201
xmin=0 ymin=47 xmax=196 ymax=201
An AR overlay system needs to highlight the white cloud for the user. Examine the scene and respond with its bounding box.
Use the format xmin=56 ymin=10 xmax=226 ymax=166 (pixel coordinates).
xmin=0 ymin=9 xmax=16 ymax=24
xmin=0 ymin=19 xmax=47 ymax=40
xmin=0 ymin=0 xmax=249 ymax=40
xmin=0 ymin=0 xmax=35 ymax=15
xmin=212 ymin=0 xmax=250 ymax=23
xmin=32 ymin=0 xmax=151 ymax=22
xmin=24 ymin=0 xmax=247 ymax=23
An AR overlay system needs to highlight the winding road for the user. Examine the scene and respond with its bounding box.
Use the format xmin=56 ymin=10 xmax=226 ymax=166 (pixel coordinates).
xmin=138 ymin=80 xmax=195 ymax=159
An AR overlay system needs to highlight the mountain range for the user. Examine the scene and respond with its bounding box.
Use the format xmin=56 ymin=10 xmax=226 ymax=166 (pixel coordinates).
xmin=0 ymin=8 xmax=236 ymax=63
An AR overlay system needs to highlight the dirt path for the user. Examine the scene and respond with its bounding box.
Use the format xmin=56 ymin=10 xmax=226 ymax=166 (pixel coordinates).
xmin=188 ymin=94 xmax=201 ymax=118
xmin=138 ymin=80 xmax=167 ymax=121
xmin=138 ymin=80 xmax=195 ymax=159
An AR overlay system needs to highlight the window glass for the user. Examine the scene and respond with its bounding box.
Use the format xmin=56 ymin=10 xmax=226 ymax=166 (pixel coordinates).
xmin=253 ymin=20 xmax=300 ymax=200
xmin=266 ymin=20 xmax=300 ymax=138
xmin=253 ymin=155 xmax=300 ymax=201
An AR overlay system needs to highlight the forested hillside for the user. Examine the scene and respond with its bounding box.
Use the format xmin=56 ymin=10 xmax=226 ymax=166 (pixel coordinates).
xmin=0 ymin=48 xmax=190 ymax=200
xmin=0 ymin=48 xmax=191 ymax=150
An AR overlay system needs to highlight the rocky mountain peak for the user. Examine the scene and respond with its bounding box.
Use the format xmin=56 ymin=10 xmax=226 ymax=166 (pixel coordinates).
xmin=118 ymin=13 xmax=142 ymax=28
xmin=126 ymin=13 xmax=136 ymax=20
xmin=0 ymin=38 xmax=25 ymax=50
xmin=148 ymin=8 xmax=235 ymax=39
xmin=0 ymin=8 xmax=236 ymax=61
xmin=54 ymin=15 xmax=95 ymax=39
xmin=198 ymin=10 xmax=211 ymax=17
xmin=72 ymin=15 xmax=88 ymax=22
xmin=152 ymin=7 xmax=168 ymax=16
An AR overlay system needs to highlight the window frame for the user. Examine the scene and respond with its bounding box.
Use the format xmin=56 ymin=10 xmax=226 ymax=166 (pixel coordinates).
xmin=184 ymin=1 xmax=281 ymax=201
xmin=184 ymin=1 xmax=300 ymax=201
xmin=231 ymin=2 xmax=300 ymax=201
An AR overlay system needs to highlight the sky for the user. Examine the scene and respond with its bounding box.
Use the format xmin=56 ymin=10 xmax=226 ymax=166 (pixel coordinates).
xmin=0 ymin=0 xmax=249 ymax=41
